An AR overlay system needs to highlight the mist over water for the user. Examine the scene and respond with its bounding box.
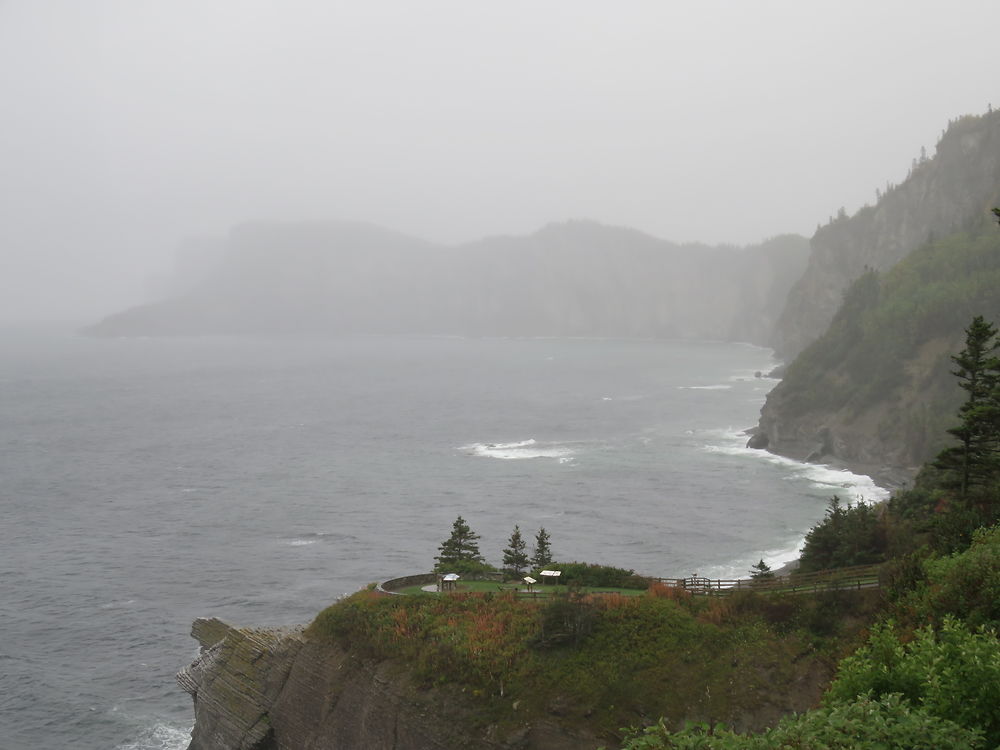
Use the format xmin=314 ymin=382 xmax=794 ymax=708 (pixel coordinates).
xmin=1 ymin=330 xmax=887 ymax=749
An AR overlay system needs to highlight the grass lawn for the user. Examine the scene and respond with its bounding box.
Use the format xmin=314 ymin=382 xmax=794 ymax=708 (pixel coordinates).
xmin=392 ymin=580 xmax=648 ymax=597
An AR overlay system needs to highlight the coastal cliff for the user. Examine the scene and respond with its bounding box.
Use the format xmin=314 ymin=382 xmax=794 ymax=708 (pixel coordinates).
xmin=177 ymin=588 xmax=851 ymax=750
xmin=755 ymin=109 xmax=1000 ymax=478
xmin=177 ymin=617 xmax=607 ymax=750
xmin=772 ymin=109 xmax=1000 ymax=361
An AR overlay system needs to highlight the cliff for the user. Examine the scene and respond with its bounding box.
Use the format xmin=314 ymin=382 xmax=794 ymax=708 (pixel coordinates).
xmin=85 ymin=221 xmax=808 ymax=345
xmin=755 ymin=220 xmax=1000 ymax=479
xmin=772 ymin=109 xmax=1000 ymax=361
xmin=177 ymin=617 xmax=607 ymax=750
xmin=177 ymin=581 xmax=859 ymax=750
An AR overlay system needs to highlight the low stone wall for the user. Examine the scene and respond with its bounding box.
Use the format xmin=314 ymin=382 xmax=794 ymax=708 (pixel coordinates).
xmin=376 ymin=573 xmax=438 ymax=595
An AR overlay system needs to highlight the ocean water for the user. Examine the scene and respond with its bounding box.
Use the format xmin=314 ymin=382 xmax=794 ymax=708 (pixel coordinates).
xmin=0 ymin=328 xmax=888 ymax=749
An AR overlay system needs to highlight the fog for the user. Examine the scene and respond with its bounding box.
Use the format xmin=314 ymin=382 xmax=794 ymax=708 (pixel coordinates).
xmin=1 ymin=0 xmax=996 ymax=324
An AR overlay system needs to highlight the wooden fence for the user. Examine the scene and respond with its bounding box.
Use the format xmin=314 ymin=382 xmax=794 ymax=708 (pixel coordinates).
xmin=653 ymin=563 xmax=883 ymax=597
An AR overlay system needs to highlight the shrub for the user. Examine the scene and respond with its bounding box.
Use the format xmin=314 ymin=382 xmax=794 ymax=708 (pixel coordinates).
xmin=919 ymin=524 xmax=1000 ymax=627
xmin=550 ymin=561 xmax=651 ymax=589
xmin=617 ymin=693 xmax=984 ymax=749
xmin=826 ymin=617 xmax=1000 ymax=745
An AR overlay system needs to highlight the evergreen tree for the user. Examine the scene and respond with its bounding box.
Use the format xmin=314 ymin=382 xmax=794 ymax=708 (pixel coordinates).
xmin=434 ymin=515 xmax=483 ymax=572
xmin=749 ymin=559 xmax=774 ymax=580
xmin=934 ymin=316 xmax=1000 ymax=500
xmin=532 ymin=527 xmax=553 ymax=569
xmin=502 ymin=525 xmax=529 ymax=578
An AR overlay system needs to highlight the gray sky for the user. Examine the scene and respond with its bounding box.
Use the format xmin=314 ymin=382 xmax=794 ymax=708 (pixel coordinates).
xmin=1 ymin=1 xmax=996 ymax=323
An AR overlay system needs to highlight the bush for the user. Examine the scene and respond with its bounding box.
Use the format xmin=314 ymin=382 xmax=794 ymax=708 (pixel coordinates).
xmin=550 ymin=561 xmax=651 ymax=589
xmin=826 ymin=617 xmax=1000 ymax=745
xmin=617 ymin=693 xmax=984 ymax=749
xmin=919 ymin=524 xmax=1000 ymax=627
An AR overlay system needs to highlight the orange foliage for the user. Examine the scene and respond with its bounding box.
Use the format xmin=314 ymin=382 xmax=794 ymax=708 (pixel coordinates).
xmin=648 ymin=581 xmax=693 ymax=602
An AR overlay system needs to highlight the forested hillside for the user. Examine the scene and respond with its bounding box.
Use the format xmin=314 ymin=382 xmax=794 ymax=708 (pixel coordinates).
xmin=772 ymin=109 xmax=1000 ymax=361
xmin=756 ymin=214 xmax=1000 ymax=472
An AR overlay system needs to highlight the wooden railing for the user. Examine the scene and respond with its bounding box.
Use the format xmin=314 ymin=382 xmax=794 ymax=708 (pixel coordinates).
xmin=653 ymin=563 xmax=883 ymax=597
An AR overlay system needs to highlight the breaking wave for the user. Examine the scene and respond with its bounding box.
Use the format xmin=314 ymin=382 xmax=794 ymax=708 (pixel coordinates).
xmin=459 ymin=438 xmax=574 ymax=461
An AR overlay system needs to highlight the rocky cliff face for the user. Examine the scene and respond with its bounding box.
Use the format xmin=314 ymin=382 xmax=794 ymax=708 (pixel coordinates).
xmin=177 ymin=618 xmax=606 ymax=750
xmin=772 ymin=110 xmax=1000 ymax=360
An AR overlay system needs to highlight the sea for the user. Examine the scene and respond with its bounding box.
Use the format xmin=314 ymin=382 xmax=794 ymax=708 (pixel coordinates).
xmin=0 ymin=326 xmax=889 ymax=750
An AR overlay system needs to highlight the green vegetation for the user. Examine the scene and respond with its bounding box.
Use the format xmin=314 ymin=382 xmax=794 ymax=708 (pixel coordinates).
xmin=774 ymin=216 xmax=1000 ymax=464
xmin=618 ymin=307 xmax=1000 ymax=747
xmin=933 ymin=315 xmax=1000 ymax=501
xmin=434 ymin=515 xmax=488 ymax=574
xmin=532 ymin=526 xmax=553 ymax=568
xmin=616 ymin=694 xmax=983 ymax=749
xmin=825 ymin=618 xmax=1000 ymax=745
xmin=797 ymin=497 xmax=886 ymax=572
xmin=313 ymin=245 xmax=1000 ymax=746
xmin=550 ymin=561 xmax=651 ymax=589
xmin=308 ymin=586 xmax=866 ymax=736
xmin=394 ymin=580 xmax=648 ymax=597
xmin=748 ymin=560 xmax=773 ymax=580
xmin=502 ymin=525 xmax=529 ymax=578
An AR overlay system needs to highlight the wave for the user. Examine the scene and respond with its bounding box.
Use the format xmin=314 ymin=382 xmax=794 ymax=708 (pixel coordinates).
xmin=697 ymin=534 xmax=808 ymax=580
xmin=702 ymin=429 xmax=890 ymax=504
xmin=460 ymin=438 xmax=574 ymax=461
xmin=116 ymin=723 xmax=191 ymax=750
xmin=693 ymin=427 xmax=892 ymax=579
xmin=678 ymin=384 xmax=732 ymax=391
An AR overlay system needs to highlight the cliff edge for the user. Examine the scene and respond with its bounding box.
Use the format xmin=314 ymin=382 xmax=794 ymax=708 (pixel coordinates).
xmin=176 ymin=617 xmax=605 ymax=750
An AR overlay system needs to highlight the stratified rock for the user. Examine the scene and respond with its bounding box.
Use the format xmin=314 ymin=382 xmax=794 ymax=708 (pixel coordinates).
xmin=176 ymin=620 xmax=605 ymax=750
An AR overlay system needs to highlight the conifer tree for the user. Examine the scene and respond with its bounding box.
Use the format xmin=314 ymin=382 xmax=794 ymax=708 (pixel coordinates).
xmin=934 ymin=316 xmax=1000 ymax=500
xmin=532 ymin=527 xmax=553 ymax=569
xmin=502 ymin=525 xmax=529 ymax=578
xmin=749 ymin=559 xmax=774 ymax=580
xmin=434 ymin=516 xmax=483 ymax=572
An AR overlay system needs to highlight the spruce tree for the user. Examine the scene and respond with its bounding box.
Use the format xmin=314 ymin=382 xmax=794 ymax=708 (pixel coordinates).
xmin=532 ymin=527 xmax=553 ymax=569
xmin=434 ymin=515 xmax=483 ymax=572
xmin=934 ymin=316 xmax=1000 ymax=500
xmin=749 ymin=559 xmax=774 ymax=580
xmin=502 ymin=525 xmax=529 ymax=578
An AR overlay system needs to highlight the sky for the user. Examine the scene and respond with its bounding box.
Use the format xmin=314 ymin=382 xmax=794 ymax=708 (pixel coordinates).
xmin=1 ymin=1 xmax=996 ymax=323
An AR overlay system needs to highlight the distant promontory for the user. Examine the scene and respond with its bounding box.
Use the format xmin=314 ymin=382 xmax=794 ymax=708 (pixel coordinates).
xmin=84 ymin=220 xmax=808 ymax=346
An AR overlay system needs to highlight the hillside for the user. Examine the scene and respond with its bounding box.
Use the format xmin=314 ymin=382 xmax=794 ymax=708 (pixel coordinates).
xmin=84 ymin=221 xmax=808 ymax=345
xmin=772 ymin=109 xmax=1000 ymax=361
xmin=756 ymin=217 xmax=1000 ymax=474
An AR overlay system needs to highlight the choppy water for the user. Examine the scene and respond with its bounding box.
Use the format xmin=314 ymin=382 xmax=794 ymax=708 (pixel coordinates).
xmin=0 ymin=328 xmax=887 ymax=749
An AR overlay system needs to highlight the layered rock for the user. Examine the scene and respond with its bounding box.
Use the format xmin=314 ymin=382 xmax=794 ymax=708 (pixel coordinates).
xmin=177 ymin=618 xmax=605 ymax=750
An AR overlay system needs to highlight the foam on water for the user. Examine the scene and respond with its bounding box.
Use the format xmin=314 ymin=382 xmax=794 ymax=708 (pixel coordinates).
xmin=115 ymin=722 xmax=191 ymax=750
xmin=460 ymin=438 xmax=575 ymax=461
xmin=678 ymin=384 xmax=732 ymax=390
xmin=697 ymin=426 xmax=892 ymax=578
xmin=702 ymin=427 xmax=889 ymax=503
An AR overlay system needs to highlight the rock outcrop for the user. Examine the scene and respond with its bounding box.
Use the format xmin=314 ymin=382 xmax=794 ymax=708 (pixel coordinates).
xmin=772 ymin=109 xmax=1000 ymax=361
xmin=177 ymin=618 xmax=605 ymax=750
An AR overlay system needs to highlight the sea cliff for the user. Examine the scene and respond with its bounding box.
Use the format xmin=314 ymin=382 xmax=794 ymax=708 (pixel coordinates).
xmin=177 ymin=617 xmax=607 ymax=750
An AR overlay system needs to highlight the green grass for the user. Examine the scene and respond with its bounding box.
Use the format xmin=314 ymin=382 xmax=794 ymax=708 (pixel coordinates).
xmin=306 ymin=586 xmax=873 ymax=739
xmin=392 ymin=581 xmax=648 ymax=597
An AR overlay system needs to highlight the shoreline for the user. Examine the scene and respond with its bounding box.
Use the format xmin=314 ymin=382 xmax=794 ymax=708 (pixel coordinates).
xmin=761 ymin=450 xmax=917 ymax=577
